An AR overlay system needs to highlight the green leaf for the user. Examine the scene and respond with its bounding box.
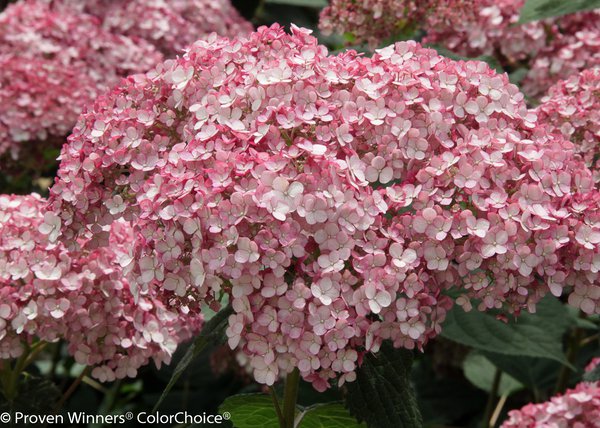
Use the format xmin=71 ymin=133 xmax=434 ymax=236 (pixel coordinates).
xmin=344 ymin=342 xmax=422 ymax=428
xmin=566 ymin=306 xmax=599 ymax=330
xmin=441 ymin=295 xmax=572 ymax=366
xmin=413 ymin=360 xmax=487 ymax=425
xmin=298 ymin=403 xmax=366 ymax=428
xmin=519 ymin=0 xmax=600 ymax=23
xmin=265 ymin=0 xmax=327 ymax=7
xmin=509 ymin=68 xmax=529 ymax=85
xmin=0 ymin=375 xmax=61 ymax=423
xmin=153 ymin=305 xmax=233 ymax=411
xmin=220 ymin=394 xmax=280 ymax=428
xmin=220 ymin=395 xmax=364 ymax=428
xmin=463 ymin=352 xmax=523 ymax=396
xmin=482 ymin=352 xmax=560 ymax=394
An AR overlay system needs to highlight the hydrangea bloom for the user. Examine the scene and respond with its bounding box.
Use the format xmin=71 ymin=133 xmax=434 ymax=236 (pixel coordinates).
xmin=0 ymin=56 xmax=95 ymax=160
xmin=319 ymin=0 xmax=472 ymax=48
xmin=51 ymin=0 xmax=253 ymax=56
xmin=320 ymin=1 xmax=600 ymax=98
xmin=424 ymin=2 xmax=600 ymax=99
xmin=501 ymin=360 xmax=600 ymax=428
xmin=520 ymin=13 xmax=600 ymax=99
xmin=47 ymin=25 xmax=600 ymax=390
xmin=501 ymin=382 xmax=600 ymax=427
xmin=0 ymin=194 xmax=202 ymax=381
xmin=536 ymin=68 xmax=600 ymax=184
xmin=0 ymin=0 xmax=163 ymax=160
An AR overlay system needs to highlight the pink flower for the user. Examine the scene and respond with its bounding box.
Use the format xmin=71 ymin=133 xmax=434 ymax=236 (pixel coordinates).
xmin=235 ymin=238 xmax=260 ymax=264
xmin=0 ymin=194 xmax=202 ymax=380
xmin=46 ymin=25 xmax=600 ymax=391
xmin=0 ymin=1 xmax=163 ymax=163
xmin=501 ymin=381 xmax=600 ymax=428
xmin=537 ymin=68 xmax=600 ymax=184
xmin=482 ymin=229 xmax=509 ymax=258
xmin=264 ymin=178 xmax=305 ymax=221
xmin=51 ymin=0 xmax=252 ymax=56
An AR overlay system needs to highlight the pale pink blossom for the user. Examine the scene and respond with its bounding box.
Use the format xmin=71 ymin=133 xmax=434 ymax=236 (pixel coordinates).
xmin=46 ymin=25 xmax=600 ymax=391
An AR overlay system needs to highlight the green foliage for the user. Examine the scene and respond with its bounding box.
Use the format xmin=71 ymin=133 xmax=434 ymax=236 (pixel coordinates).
xmin=463 ymin=352 xmax=523 ymax=396
xmin=0 ymin=375 xmax=61 ymax=424
xmin=153 ymin=305 xmax=233 ymax=411
xmin=482 ymin=353 xmax=560 ymax=395
xmin=298 ymin=403 xmax=366 ymax=428
xmin=441 ymin=295 xmax=572 ymax=366
xmin=220 ymin=395 xmax=364 ymax=428
xmin=413 ymin=360 xmax=487 ymax=426
xmin=220 ymin=394 xmax=280 ymax=428
xmin=344 ymin=342 xmax=422 ymax=428
xmin=518 ymin=0 xmax=600 ymax=23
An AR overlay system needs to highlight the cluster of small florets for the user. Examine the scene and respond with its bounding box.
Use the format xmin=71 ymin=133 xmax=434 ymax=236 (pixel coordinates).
xmin=521 ymin=13 xmax=600 ymax=99
xmin=423 ymin=1 xmax=600 ymax=99
xmin=501 ymin=360 xmax=600 ymax=427
xmin=0 ymin=0 xmax=163 ymax=160
xmin=0 ymin=56 xmax=96 ymax=159
xmin=536 ymin=68 xmax=600 ymax=183
xmin=47 ymin=25 xmax=600 ymax=390
xmin=50 ymin=0 xmax=253 ymax=56
xmin=0 ymin=194 xmax=202 ymax=382
xmin=319 ymin=0 xmax=473 ymax=48
xmin=320 ymin=0 xmax=600 ymax=99
xmin=319 ymin=0 xmax=419 ymax=47
xmin=501 ymin=382 xmax=600 ymax=427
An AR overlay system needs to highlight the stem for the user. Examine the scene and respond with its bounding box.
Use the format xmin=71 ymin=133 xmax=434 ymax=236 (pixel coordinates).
xmin=579 ymin=333 xmax=598 ymax=347
xmin=555 ymin=324 xmax=584 ymax=394
xmin=489 ymin=394 xmax=508 ymax=428
xmin=270 ymin=387 xmax=285 ymax=428
xmin=481 ymin=368 xmax=502 ymax=428
xmin=81 ymin=376 xmax=108 ymax=395
xmin=282 ymin=368 xmax=300 ymax=428
xmin=53 ymin=367 xmax=91 ymax=414
xmin=23 ymin=342 xmax=48 ymax=368
xmin=2 ymin=350 xmax=29 ymax=401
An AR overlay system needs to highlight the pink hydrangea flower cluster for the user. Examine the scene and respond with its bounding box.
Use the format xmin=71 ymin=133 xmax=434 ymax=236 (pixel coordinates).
xmin=51 ymin=0 xmax=253 ymax=56
xmin=501 ymin=382 xmax=600 ymax=427
xmin=536 ymin=68 xmax=600 ymax=183
xmin=501 ymin=360 xmax=600 ymax=428
xmin=319 ymin=0 xmax=473 ymax=48
xmin=47 ymin=25 xmax=600 ymax=390
xmin=520 ymin=13 xmax=600 ymax=99
xmin=0 ymin=56 xmax=96 ymax=160
xmin=0 ymin=194 xmax=202 ymax=382
xmin=320 ymin=1 xmax=600 ymax=99
xmin=423 ymin=1 xmax=600 ymax=99
xmin=0 ymin=0 xmax=163 ymax=160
